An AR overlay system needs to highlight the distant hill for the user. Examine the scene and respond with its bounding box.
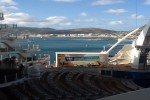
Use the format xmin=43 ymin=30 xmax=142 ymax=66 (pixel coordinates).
xmin=0 ymin=27 xmax=124 ymax=34
xmin=70 ymin=28 xmax=117 ymax=33
xmin=17 ymin=27 xmax=56 ymax=34
xmin=21 ymin=27 xmax=118 ymax=34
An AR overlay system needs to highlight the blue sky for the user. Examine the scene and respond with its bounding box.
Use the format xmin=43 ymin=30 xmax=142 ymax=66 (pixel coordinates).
xmin=0 ymin=0 xmax=150 ymax=31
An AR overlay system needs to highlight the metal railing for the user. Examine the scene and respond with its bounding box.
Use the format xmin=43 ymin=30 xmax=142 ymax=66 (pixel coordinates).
xmin=0 ymin=24 xmax=17 ymax=29
xmin=0 ymin=71 xmax=24 ymax=84
xmin=17 ymin=44 xmax=40 ymax=51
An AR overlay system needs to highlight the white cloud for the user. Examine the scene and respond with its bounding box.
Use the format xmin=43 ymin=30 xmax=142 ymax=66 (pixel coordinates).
xmin=74 ymin=19 xmax=97 ymax=22
xmin=1 ymin=13 xmax=72 ymax=27
xmin=80 ymin=12 xmax=87 ymax=17
xmin=109 ymin=21 xmax=124 ymax=26
xmin=60 ymin=22 xmax=72 ymax=25
xmin=144 ymin=0 xmax=150 ymax=5
xmin=45 ymin=16 xmax=68 ymax=24
xmin=51 ymin=0 xmax=79 ymax=2
xmin=1 ymin=12 xmax=35 ymax=26
xmin=39 ymin=16 xmax=72 ymax=27
xmin=92 ymin=0 xmax=124 ymax=5
xmin=105 ymin=9 xmax=127 ymax=15
xmin=5 ymin=13 xmax=34 ymax=22
xmin=1 ymin=0 xmax=73 ymax=28
xmin=130 ymin=14 xmax=145 ymax=20
xmin=0 ymin=5 xmax=18 ymax=13
xmin=0 ymin=0 xmax=18 ymax=13
xmin=0 ymin=0 xmax=17 ymax=5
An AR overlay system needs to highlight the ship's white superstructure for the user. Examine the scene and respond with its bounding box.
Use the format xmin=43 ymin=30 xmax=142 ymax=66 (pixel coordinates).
xmin=131 ymin=22 xmax=150 ymax=69
xmin=109 ymin=21 xmax=150 ymax=69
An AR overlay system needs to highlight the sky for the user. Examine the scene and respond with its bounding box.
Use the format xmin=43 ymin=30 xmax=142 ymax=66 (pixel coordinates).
xmin=0 ymin=0 xmax=150 ymax=31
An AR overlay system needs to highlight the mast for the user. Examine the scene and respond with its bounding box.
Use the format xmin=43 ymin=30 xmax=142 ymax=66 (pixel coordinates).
xmin=0 ymin=12 xmax=4 ymax=20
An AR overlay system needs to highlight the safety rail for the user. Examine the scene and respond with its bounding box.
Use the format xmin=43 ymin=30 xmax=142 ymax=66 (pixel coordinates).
xmin=0 ymin=71 xmax=25 ymax=88
xmin=0 ymin=72 xmax=24 ymax=83
xmin=16 ymin=44 xmax=40 ymax=51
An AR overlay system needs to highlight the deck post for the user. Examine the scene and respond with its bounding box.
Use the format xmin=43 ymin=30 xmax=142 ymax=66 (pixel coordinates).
xmin=4 ymin=75 xmax=7 ymax=83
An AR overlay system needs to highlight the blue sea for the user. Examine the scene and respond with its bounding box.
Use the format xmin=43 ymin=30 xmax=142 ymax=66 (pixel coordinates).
xmin=18 ymin=37 xmax=132 ymax=63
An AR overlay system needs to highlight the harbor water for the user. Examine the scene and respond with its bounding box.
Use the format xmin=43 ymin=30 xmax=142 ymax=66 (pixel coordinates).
xmin=17 ymin=37 xmax=132 ymax=63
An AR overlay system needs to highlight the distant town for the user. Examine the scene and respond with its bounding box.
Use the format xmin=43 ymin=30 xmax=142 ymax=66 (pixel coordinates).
xmin=17 ymin=31 xmax=139 ymax=40
xmin=17 ymin=27 xmax=142 ymax=39
xmin=0 ymin=26 xmax=142 ymax=40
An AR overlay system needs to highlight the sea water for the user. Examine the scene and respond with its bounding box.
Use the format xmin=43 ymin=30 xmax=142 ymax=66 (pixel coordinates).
xmin=18 ymin=37 xmax=132 ymax=63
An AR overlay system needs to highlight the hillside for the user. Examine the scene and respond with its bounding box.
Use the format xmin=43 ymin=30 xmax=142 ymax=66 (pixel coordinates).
xmin=0 ymin=27 xmax=119 ymax=34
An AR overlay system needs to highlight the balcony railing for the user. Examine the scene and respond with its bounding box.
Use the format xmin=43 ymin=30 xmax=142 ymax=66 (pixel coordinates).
xmin=0 ymin=70 xmax=24 ymax=85
xmin=17 ymin=44 xmax=40 ymax=51
xmin=0 ymin=24 xmax=17 ymax=30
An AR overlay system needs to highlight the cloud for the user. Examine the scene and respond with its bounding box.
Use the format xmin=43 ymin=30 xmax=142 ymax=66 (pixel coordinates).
xmin=5 ymin=13 xmax=34 ymax=22
xmin=0 ymin=12 xmax=35 ymax=26
xmin=39 ymin=16 xmax=72 ymax=27
xmin=45 ymin=16 xmax=69 ymax=24
xmin=109 ymin=21 xmax=124 ymax=26
xmin=105 ymin=9 xmax=127 ymax=15
xmin=1 ymin=12 xmax=73 ymax=27
xmin=92 ymin=0 xmax=124 ymax=5
xmin=59 ymin=22 xmax=72 ymax=25
xmin=74 ymin=19 xmax=97 ymax=22
xmin=1 ymin=13 xmax=72 ymax=27
xmin=0 ymin=0 xmax=17 ymax=5
xmin=0 ymin=0 xmax=18 ymax=13
xmin=0 ymin=0 xmax=72 ymax=28
xmin=51 ymin=0 xmax=79 ymax=2
xmin=80 ymin=12 xmax=87 ymax=17
xmin=0 ymin=5 xmax=18 ymax=13
xmin=144 ymin=0 xmax=150 ymax=5
xmin=130 ymin=14 xmax=145 ymax=20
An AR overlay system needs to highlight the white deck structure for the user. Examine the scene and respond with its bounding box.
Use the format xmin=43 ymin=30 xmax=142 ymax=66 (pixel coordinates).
xmin=131 ymin=22 xmax=150 ymax=69
xmin=109 ymin=21 xmax=150 ymax=69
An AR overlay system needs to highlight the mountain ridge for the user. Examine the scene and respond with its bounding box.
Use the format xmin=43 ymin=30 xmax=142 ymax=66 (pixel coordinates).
xmin=16 ymin=27 xmax=121 ymax=34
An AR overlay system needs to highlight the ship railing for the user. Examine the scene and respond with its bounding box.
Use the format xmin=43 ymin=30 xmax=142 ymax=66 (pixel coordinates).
xmin=15 ymin=44 xmax=40 ymax=52
xmin=0 ymin=47 xmax=15 ymax=52
xmin=14 ymin=53 xmax=50 ymax=64
xmin=9 ymin=34 xmax=29 ymax=40
xmin=0 ymin=34 xmax=29 ymax=40
xmin=0 ymin=71 xmax=25 ymax=87
xmin=0 ymin=24 xmax=17 ymax=38
xmin=0 ymin=24 xmax=17 ymax=29
xmin=0 ymin=61 xmax=18 ymax=69
xmin=26 ymin=54 xmax=51 ymax=67
xmin=0 ymin=43 xmax=40 ymax=53
xmin=0 ymin=37 xmax=15 ymax=41
xmin=0 ymin=48 xmax=22 ymax=53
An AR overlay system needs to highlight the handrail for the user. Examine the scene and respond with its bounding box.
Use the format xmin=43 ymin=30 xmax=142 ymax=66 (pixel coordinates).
xmin=0 ymin=71 xmax=24 ymax=85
